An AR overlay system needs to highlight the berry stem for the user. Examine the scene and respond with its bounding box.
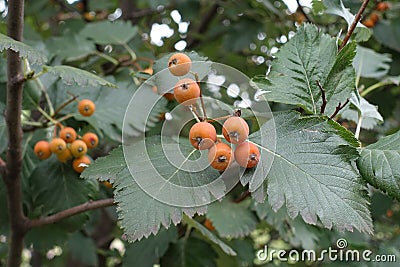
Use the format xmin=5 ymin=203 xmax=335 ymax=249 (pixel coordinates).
xmin=207 ymin=115 xmax=232 ymax=123
xmin=52 ymin=94 xmax=79 ymax=118
xmin=93 ymin=51 xmax=119 ymax=65
xmin=190 ymin=71 xmax=207 ymax=120
xmin=189 ymin=105 xmax=201 ymax=123
xmin=121 ymin=42 xmax=137 ymax=61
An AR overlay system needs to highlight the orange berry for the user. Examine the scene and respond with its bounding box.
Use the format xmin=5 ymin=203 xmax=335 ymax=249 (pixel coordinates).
xmin=168 ymin=53 xmax=192 ymax=76
xmin=376 ymin=2 xmax=390 ymax=11
xmin=72 ymin=155 xmax=91 ymax=173
xmin=70 ymin=140 xmax=88 ymax=158
xmin=369 ymin=12 xmax=380 ymax=23
xmin=189 ymin=122 xmax=217 ymax=150
xmin=163 ymin=92 xmax=175 ymax=101
xmin=386 ymin=209 xmax=393 ymax=218
xmin=363 ymin=19 xmax=376 ymax=28
xmin=82 ymin=132 xmax=99 ymax=149
xmin=78 ymin=99 xmax=96 ymax=117
xmin=234 ymin=141 xmax=260 ymax=168
xmin=50 ymin=138 xmax=67 ymax=155
xmin=102 ymin=181 xmax=113 ymax=188
xmin=34 ymin=141 xmax=52 ymax=160
xmin=208 ymin=142 xmax=234 ymax=171
xmin=143 ymin=67 xmax=153 ymax=75
xmin=222 ymin=116 xmax=250 ymax=144
xmin=174 ymin=78 xmax=200 ymax=105
xmin=57 ymin=148 xmax=73 ymax=163
xmin=59 ymin=127 xmax=77 ymax=143
xmin=204 ymin=219 xmax=216 ymax=231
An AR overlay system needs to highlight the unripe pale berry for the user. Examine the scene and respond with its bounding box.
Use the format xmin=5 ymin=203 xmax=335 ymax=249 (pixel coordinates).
xmin=189 ymin=122 xmax=217 ymax=150
xmin=234 ymin=141 xmax=260 ymax=168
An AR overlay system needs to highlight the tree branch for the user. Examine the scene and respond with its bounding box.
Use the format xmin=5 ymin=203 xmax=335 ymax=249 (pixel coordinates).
xmin=296 ymin=0 xmax=313 ymax=23
xmin=316 ymin=81 xmax=327 ymax=114
xmin=187 ymin=3 xmax=219 ymax=49
xmin=28 ymin=198 xmax=115 ymax=229
xmin=338 ymin=0 xmax=370 ymax=51
xmin=0 ymin=157 xmax=5 ymax=177
xmin=4 ymin=0 xmax=28 ymax=266
xmin=330 ymin=99 xmax=350 ymax=119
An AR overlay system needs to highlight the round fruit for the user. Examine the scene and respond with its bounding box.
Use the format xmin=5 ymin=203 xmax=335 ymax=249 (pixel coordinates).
xmin=102 ymin=181 xmax=113 ymax=189
xmin=34 ymin=141 xmax=52 ymax=160
xmin=204 ymin=219 xmax=215 ymax=231
xmin=376 ymin=2 xmax=389 ymax=11
xmin=59 ymin=127 xmax=77 ymax=143
xmin=222 ymin=116 xmax=250 ymax=144
xmin=168 ymin=53 xmax=192 ymax=76
xmin=143 ymin=67 xmax=153 ymax=75
xmin=369 ymin=12 xmax=380 ymax=23
xmin=50 ymin=138 xmax=67 ymax=154
xmin=57 ymin=148 xmax=73 ymax=163
xmin=78 ymin=99 xmax=96 ymax=117
xmin=72 ymin=155 xmax=91 ymax=173
xmin=234 ymin=141 xmax=260 ymax=168
xmin=208 ymin=142 xmax=233 ymax=171
xmin=189 ymin=122 xmax=217 ymax=150
xmin=70 ymin=140 xmax=88 ymax=158
xmin=174 ymin=78 xmax=200 ymax=106
xmin=82 ymin=132 xmax=99 ymax=149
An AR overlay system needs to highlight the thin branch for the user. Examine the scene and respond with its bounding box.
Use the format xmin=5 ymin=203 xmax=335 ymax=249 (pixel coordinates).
xmin=330 ymin=99 xmax=350 ymax=119
xmin=338 ymin=0 xmax=370 ymax=51
xmin=316 ymin=81 xmax=327 ymax=114
xmin=191 ymin=71 xmax=207 ymax=120
xmin=187 ymin=3 xmax=219 ymax=49
xmin=296 ymin=0 xmax=313 ymax=23
xmin=52 ymin=94 xmax=79 ymax=118
xmin=4 ymin=0 xmax=29 ymax=266
xmin=28 ymin=198 xmax=115 ymax=229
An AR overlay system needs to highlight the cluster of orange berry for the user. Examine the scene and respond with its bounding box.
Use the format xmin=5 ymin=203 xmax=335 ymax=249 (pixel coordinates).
xmin=167 ymin=53 xmax=260 ymax=171
xmin=33 ymin=99 xmax=98 ymax=173
xmin=363 ymin=1 xmax=390 ymax=28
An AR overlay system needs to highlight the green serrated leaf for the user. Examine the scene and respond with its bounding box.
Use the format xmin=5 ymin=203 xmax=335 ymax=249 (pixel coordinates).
xmin=357 ymin=130 xmax=400 ymax=201
xmin=254 ymin=23 xmax=356 ymax=115
xmin=80 ymin=20 xmax=138 ymax=45
xmin=353 ymin=46 xmax=392 ymax=79
xmin=122 ymin=227 xmax=177 ymax=267
xmin=83 ymin=146 xmax=208 ymax=242
xmin=312 ymin=0 xmax=326 ymax=15
xmin=248 ymin=111 xmax=372 ymax=234
xmin=46 ymin=33 xmax=96 ymax=61
xmin=43 ymin=65 xmax=116 ymax=88
xmin=183 ymin=216 xmax=237 ymax=256
xmin=0 ymin=32 xmax=47 ymax=64
xmin=374 ymin=18 xmax=400 ymax=53
xmin=323 ymin=0 xmax=371 ymax=42
xmin=206 ymin=198 xmax=257 ymax=239
xmin=161 ymin=237 xmax=218 ymax=267
xmin=30 ymin=158 xmax=99 ymax=230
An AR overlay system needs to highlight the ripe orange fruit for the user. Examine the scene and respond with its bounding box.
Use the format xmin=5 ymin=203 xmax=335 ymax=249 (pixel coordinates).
xmin=189 ymin=122 xmax=217 ymax=150
xmin=143 ymin=67 xmax=153 ymax=75
xmin=369 ymin=12 xmax=380 ymax=23
xmin=102 ymin=181 xmax=113 ymax=188
xmin=70 ymin=140 xmax=88 ymax=158
xmin=234 ymin=141 xmax=260 ymax=168
xmin=59 ymin=127 xmax=77 ymax=143
xmin=363 ymin=19 xmax=375 ymax=28
xmin=78 ymin=99 xmax=96 ymax=117
xmin=168 ymin=53 xmax=192 ymax=76
xmin=208 ymin=142 xmax=234 ymax=171
xmin=174 ymin=78 xmax=200 ymax=106
xmin=50 ymin=138 xmax=67 ymax=154
xmin=82 ymin=132 xmax=99 ymax=149
xmin=222 ymin=116 xmax=250 ymax=144
xmin=34 ymin=141 xmax=52 ymax=160
xmin=57 ymin=148 xmax=73 ymax=163
xmin=72 ymin=155 xmax=91 ymax=173
xmin=376 ymin=2 xmax=390 ymax=11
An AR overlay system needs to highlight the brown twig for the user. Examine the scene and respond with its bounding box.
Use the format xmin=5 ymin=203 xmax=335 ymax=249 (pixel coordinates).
xmin=316 ymin=81 xmax=327 ymax=114
xmin=191 ymin=72 xmax=207 ymax=120
xmin=330 ymin=99 xmax=350 ymax=119
xmin=296 ymin=0 xmax=313 ymax=23
xmin=338 ymin=0 xmax=370 ymax=51
xmin=28 ymin=198 xmax=115 ymax=229
xmin=52 ymin=94 xmax=79 ymax=118
xmin=187 ymin=3 xmax=219 ymax=49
